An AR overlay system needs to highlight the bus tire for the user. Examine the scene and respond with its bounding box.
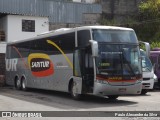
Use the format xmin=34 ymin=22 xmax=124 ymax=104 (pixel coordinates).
xmin=141 ymin=89 xmax=148 ymax=95
xmin=15 ymin=77 xmax=21 ymax=90
xmin=107 ymin=95 xmax=119 ymax=100
xmin=70 ymin=81 xmax=81 ymax=100
xmin=21 ymin=77 xmax=27 ymax=91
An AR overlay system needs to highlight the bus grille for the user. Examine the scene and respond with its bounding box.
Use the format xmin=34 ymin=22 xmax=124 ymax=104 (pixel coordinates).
xmin=143 ymin=78 xmax=150 ymax=81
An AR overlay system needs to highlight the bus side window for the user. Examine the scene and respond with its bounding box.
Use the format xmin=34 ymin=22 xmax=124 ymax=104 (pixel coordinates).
xmin=77 ymin=30 xmax=91 ymax=47
xmin=11 ymin=42 xmax=30 ymax=58
xmin=16 ymin=42 xmax=30 ymax=57
xmin=29 ymin=38 xmax=56 ymax=55
xmin=48 ymin=32 xmax=75 ymax=54
xmin=6 ymin=45 xmax=11 ymax=59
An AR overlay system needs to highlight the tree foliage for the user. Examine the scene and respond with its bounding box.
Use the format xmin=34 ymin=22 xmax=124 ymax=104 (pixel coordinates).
xmin=100 ymin=0 xmax=160 ymax=49
xmin=139 ymin=0 xmax=160 ymax=20
xmin=137 ymin=0 xmax=160 ymax=48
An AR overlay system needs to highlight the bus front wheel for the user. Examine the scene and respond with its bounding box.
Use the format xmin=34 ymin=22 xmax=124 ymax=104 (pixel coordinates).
xmin=141 ymin=89 xmax=148 ymax=95
xmin=70 ymin=81 xmax=82 ymax=100
xmin=107 ymin=95 xmax=119 ymax=100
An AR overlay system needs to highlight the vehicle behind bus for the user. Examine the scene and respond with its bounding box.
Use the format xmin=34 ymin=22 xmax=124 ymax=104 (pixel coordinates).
xmin=5 ymin=26 xmax=150 ymax=100
xmin=140 ymin=49 xmax=154 ymax=94
xmin=150 ymin=48 xmax=160 ymax=88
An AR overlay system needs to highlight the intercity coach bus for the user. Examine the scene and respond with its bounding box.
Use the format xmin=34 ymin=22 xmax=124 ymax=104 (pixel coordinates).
xmin=5 ymin=26 xmax=150 ymax=100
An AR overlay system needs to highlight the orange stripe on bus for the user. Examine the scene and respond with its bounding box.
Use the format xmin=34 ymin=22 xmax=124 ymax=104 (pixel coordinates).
xmin=12 ymin=46 xmax=29 ymax=69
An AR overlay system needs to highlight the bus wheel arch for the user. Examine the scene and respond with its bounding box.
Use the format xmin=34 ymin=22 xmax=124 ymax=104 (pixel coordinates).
xmin=68 ymin=78 xmax=73 ymax=93
xmin=14 ymin=75 xmax=21 ymax=90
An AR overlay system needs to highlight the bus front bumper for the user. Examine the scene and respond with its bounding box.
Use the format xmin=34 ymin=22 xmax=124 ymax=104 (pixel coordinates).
xmin=93 ymin=82 xmax=142 ymax=96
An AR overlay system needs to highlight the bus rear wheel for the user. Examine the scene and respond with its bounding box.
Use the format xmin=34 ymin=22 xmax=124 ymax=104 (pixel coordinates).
xmin=21 ymin=78 xmax=27 ymax=91
xmin=15 ymin=78 xmax=21 ymax=90
xmin=70 ymin=81 xmax=82 ymax=100
xmin=107 ymin=95 xmax=119 ymax=100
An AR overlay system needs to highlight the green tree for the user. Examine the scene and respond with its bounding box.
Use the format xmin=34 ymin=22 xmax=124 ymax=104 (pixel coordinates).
xmin=137 ymin=0 xmax=160 ymax=48
xmin=100 ymin=0 xmax=160 ymax=48
xmin=139 ymin=0 xmax=160 ymax=20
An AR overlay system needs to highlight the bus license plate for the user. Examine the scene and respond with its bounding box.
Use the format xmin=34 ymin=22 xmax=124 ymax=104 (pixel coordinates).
xmin=119 ymin=88 xmax=126 ymax=92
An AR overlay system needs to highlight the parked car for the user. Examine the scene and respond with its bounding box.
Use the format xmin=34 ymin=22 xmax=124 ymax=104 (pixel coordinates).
xmin=140 ymin=49 xmax=154 ymax=94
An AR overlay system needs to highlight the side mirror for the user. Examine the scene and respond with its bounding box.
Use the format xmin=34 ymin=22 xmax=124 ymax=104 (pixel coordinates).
xmin=89 ymin=40 xmax=98 ymax=57
xmin=139 ymin=41 xmax=150 ymax=57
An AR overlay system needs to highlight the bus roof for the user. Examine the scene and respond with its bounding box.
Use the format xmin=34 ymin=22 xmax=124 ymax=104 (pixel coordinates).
xmin=150 ymin=48 xmax=160 ymax=56
xmin=7 ymin=25 xmax=134 ymax=45
xmin=150 ymin=51 xmax=160 ymax=55
xmin=76 ymin=25 xmax=134 ymax=31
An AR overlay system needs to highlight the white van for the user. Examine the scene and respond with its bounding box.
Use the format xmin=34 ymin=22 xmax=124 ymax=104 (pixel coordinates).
xmin=140 ymin=49 xmax=154 ymax=94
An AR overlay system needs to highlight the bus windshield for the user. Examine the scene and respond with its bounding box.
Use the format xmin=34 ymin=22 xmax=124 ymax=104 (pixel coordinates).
xmin=140 ymin=50 xmax=152 ymax=72
xmin=95 ymin=43 xmax=141 ymax=77
xmin=92 ymin=29 xmax=138 ymax=43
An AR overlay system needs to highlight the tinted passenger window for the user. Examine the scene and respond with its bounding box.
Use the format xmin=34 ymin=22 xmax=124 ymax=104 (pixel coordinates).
xmin=77 ymin=30 xmax=91 ymax=47
xmin=48 ymin=32 xmax=75 ymax=54
xmin=10 ymin=42 xmax=30 ymax=58
xmin=30 ymin=32 xmax=75 ymax=55
xmin=16 ymin=42 xmax=30 ymax=58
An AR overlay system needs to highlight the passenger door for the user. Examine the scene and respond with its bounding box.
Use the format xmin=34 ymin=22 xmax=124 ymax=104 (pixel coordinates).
xmin=74 ymin=48 xmax=94 ymax=94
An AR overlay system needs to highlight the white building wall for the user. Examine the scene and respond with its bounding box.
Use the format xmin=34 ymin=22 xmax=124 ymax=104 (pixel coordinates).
xmin=72 ymin=0 xmax=81 ymax=2
xmin=0 ymin=15 xmax=49 ymax=53
xmin=7 ymin=15 xmax=49 ymax=42
xmin=0 ymin=43 xmax=6 ymax=53
xmin=0 ymin=17 xmax=8 ymax=53
xmin=72 ymin=0 xmax=95 ymax=3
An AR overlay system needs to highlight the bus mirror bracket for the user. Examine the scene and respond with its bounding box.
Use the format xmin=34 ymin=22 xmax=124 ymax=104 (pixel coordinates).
xmin=89 ymin=40 xmax=98 ymax=57
xmin=139 ymin=41 xmax=150 ymax=57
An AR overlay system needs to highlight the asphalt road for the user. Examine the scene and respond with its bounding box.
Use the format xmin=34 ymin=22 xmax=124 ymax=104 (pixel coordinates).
xmin=0 ymin=86 xmax=160 ymax=120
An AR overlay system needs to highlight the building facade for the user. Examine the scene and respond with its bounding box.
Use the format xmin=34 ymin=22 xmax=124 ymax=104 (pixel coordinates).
xmin=0 ymin=0 xmax=102 ymax=52
xmin=101 ymin=0 xmax=142 ymax=21
xmin=73 ymin=0 xmax=97 ymax=3
xmin=0 ymin=0 xmax=102 ymax=76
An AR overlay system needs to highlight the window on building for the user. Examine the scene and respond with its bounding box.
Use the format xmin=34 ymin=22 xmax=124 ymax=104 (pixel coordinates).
xmin=22 ymin=20 xmax=35 ymax=32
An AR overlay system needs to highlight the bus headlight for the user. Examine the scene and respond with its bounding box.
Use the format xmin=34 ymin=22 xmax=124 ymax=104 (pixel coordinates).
xmin=136 ymin=79 xmax=142 ymax=84
xmin=96 ymin=80 xmax=109 ymax=84
xmin=153 ymin=74 xmax=158 ymax=83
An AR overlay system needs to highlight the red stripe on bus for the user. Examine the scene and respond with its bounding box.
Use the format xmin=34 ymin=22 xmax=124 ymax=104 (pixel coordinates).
xmin=96 ymin=76 xmax=140 ymax=83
